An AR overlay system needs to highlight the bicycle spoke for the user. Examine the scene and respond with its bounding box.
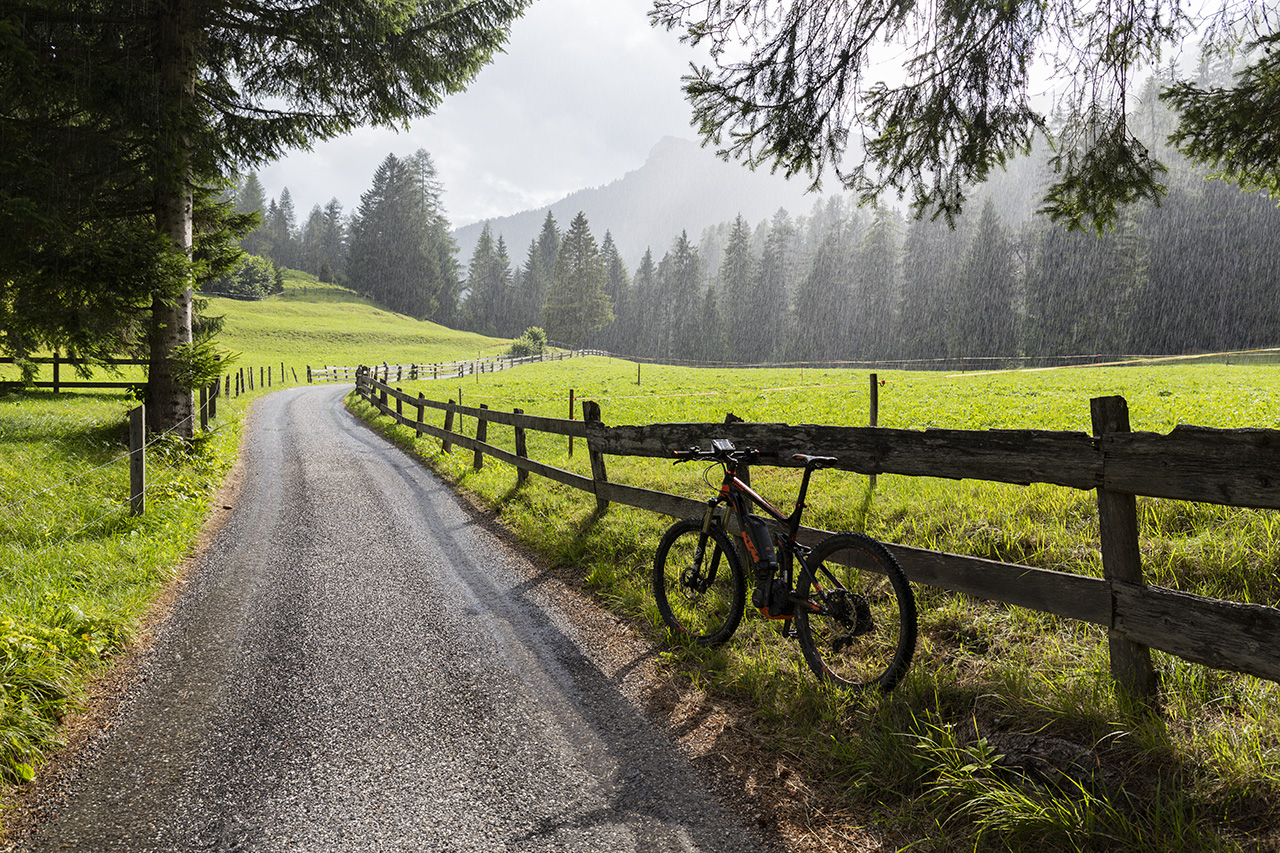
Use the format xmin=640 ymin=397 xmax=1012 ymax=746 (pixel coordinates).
xmin=652 ymin=519 xmax=745 ymax=646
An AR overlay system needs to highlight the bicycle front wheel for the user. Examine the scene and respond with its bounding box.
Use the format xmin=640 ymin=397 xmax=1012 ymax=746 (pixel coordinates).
xmin=794 ymin=533 xmax=916 ymax=692
xmin=652 ymin=518 xmax=746 ymax=646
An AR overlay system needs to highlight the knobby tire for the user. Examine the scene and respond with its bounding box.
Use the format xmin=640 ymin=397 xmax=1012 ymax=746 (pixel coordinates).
xmin=794 ymin=533 xmax=916 ymax=692
xmin=652 ymin=518 xmax=746 ymax=646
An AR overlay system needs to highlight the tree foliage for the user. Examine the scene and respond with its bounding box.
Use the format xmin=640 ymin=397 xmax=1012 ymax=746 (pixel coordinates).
xmin=3 ymin=0 xmax=528 ymax=434
xmin=544 ymin=212 xmax=612 ymax=347
xmin=650 ymin=0 xmax=1277 ymax=231
xmin=346 ymin=150 xmax=459 ymax=319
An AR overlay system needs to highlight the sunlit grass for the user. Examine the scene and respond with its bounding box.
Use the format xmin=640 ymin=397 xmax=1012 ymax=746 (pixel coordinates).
xmin=351 ymin=354 xmax=1280 ymax=851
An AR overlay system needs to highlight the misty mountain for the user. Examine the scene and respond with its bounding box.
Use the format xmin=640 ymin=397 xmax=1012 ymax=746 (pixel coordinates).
xmin=451 ymin=136 xmax=817 ymax=269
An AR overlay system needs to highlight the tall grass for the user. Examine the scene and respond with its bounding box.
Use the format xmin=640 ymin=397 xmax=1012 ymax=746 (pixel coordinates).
xmin=349 ymin=355 xmax=1280 ymax=851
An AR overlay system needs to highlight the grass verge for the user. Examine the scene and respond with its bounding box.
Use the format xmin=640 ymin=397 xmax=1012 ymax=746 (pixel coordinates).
xmin=1 ymin=275 xmax=511 ymax=826
xmin=0 ymin=391 xmax=241 ymax=788
xmin=347 ymin=356 xmax=1280 ymax=852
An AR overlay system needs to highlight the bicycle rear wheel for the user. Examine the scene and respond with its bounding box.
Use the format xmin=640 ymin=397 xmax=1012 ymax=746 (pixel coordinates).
xmin=652 ymin=518 xmax=746 ymax=646
xmin=794 ymin=533 xmax=916 ymax=691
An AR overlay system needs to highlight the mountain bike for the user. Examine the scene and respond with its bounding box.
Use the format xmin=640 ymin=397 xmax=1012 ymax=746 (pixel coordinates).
xmin=651 ymin=439 xmax=917 ymax=692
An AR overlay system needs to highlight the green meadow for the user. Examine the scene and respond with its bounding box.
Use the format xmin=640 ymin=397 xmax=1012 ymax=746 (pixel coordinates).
xmin=4 ymin=268 xmax=1279 ymax=850
xmin=350 ymin=354 xmax=1280 ymax=852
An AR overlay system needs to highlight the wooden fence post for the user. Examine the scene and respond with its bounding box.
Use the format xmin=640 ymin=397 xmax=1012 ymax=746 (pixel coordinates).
xmin=307 ymin=365 xmax=313 ymax=383
xmin=474 ymin=404 xmax=488 ymax=470
xmin=199 ymin=384 xmax=208 ymax=432
xmin=869 ymin=373 xmax=879 ymax=489
xmin=396 ymin=390 xmax=403 ymax=420
xmin=129 ymin=405 xmax=145 ymax=516
xmin=52 ymin=352 xmax=61 ymax=394
xmin=209 ymin=378 xmax=218 ymax=420
xmin=1091 ymin=395 xmax=1159 ymax=707
xmin=568 ymin=388 xmax=575 ymax=457
xmin=584 ymin=400 xmax=608 ymax=512
xmin=514 ymin=407 xmax=528 ymax=485
xmin=416 ymin=392 xmax=426 ymax=437
xmin=442 ymin=401 xmax=455 ymax=454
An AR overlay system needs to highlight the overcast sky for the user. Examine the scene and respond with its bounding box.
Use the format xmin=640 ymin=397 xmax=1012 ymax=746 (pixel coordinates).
xmin=257 ymin=0 xmax=708 ymax=229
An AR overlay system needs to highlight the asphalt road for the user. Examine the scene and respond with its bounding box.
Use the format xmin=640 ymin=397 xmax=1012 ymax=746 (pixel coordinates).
xmin=15 ymin=385 xmax=784 ymax=852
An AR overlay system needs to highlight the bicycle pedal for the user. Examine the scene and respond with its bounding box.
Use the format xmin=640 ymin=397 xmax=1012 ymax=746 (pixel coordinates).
xmin=779 ymin=619 xmax=797 ymax=639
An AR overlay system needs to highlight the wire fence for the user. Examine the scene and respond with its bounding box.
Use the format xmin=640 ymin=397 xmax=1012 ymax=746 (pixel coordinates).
xmin=1 ymin=391 xmax=226 ymax=582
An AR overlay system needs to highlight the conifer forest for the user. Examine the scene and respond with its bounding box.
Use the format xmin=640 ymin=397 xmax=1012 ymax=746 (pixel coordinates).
xmin=226 ymin=106 xmax=1280 ymax=365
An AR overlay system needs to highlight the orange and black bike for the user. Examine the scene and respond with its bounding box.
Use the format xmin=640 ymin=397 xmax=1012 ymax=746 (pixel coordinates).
xmin=652 ymin=439 xmax=916 ymax=692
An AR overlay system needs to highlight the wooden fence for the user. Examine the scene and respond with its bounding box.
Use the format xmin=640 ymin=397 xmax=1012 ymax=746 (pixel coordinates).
xmin=0 ymin=355 xmax=149 ymax=391
xmin=309 ymin=349 xmax=603 ymax=384
xmin=354 ymin=368 xmax=1280 ymax=704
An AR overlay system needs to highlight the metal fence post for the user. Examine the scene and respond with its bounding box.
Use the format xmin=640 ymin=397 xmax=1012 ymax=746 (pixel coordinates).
xmin=129 ymin=405 xmax=146 ymax=516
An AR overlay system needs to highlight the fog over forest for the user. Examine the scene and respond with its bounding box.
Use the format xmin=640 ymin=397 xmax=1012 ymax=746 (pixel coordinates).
xmin=229 ymin=84 xmax=1279 ymax=365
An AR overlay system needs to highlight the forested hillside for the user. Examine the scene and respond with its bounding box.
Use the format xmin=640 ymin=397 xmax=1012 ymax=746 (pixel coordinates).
xmin=227 ymin=83 xmax=1280 ymax=363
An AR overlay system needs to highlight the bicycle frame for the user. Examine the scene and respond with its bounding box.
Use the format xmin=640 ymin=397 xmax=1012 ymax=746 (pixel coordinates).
xmin=699 ymin=455 xmax=829 ymax=613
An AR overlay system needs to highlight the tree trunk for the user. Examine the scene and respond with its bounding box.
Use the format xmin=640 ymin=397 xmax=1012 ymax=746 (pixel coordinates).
xmin=149 ymin=0 xmax=196 ymax=439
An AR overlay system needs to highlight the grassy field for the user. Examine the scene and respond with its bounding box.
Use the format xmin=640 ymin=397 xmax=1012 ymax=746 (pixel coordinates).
xmin=6 ymin=270 xmax=1279 ymax=850
xmin=0 ymin=273 xmax=508 ymax=387
xmin=349 ymin=355 xmax=1280 ymax=852
xmin=0 ymin=275 xmax=509 ymax=805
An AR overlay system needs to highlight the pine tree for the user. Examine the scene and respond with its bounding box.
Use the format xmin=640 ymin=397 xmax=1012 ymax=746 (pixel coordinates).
xmin=544 ymin=212 xmax=613 ymax=347
xmin=347 ymin=150 xmax=458 ymax=320
xmin=949 ymin=200 xmax=1020 ymax=359
xmin=592 ymin=232 xmax=631 ymax=352
xmin=718 ymin=215 xmax=760 ymax=362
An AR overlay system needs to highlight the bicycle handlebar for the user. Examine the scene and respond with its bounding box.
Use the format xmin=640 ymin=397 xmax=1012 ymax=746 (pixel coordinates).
xmin=672 ymin=441 xmax=778 ymax=465
xmin=672 ymin=442 xmax=838 ymax=470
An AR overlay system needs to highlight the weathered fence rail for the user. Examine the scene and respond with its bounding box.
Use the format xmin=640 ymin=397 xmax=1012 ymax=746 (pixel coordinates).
xmin=309 ymin=349 xmax=605 ymax=383
xmin=354 ymin=368 xmax=1280 ymax=701
xmin=0 ymin=355 xmax=149 ymax=391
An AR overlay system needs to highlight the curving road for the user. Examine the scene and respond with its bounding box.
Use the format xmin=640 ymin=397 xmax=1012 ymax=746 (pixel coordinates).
xmin=14 ymin=385 xmax=784 ymax=852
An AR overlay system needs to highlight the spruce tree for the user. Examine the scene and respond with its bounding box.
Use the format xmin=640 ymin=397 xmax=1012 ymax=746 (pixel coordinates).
xmin=592 ymin=232 xmax=631 ymax=352
xmin=718 ymin=215 xmax=760 ymax=363
xmin=898 ymin=216 xmax=969 ymax=361
xmin=756 ymin=211 xmax=797 ymax=360
xmin=630 ymin=249 xmax=660 ymax=357
xmin=851 ymin=205 xmax=901 ymax=360
xmin=544 ymin=212 xmax=612 ymax=347
xmin=347 ymin=150 xmax=458 ymax=320
xmin=949 ymin=200 xmax=1020 ymax=359
xmin=656 ymin=232 xmax=703 ymax=360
